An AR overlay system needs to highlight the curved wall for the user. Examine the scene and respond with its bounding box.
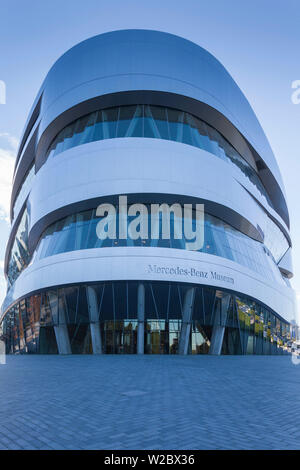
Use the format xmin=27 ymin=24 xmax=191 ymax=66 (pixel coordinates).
xmin=37 ymin=30 xmax=284 ymax=188
xmin=12 ymin=30 xmax=288 ymax=225
xmin=2 ymin=30 xmax=296 ymax=351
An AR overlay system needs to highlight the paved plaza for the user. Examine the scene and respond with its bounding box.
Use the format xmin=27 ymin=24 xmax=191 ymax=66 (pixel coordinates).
xmin=0 ymin=355 xmax=299 ymax=450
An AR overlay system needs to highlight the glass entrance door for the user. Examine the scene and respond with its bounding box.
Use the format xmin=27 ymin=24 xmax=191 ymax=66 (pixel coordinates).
xmin=145 ymin=320 xmax=167 ymax=354
xmin=103 ymin=320 xmax=137 ymax=353
xmin=145 ymin=320 xmax=182 ymax=354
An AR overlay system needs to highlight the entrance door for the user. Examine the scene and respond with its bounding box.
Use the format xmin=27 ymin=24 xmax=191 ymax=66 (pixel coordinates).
xmin=145 ymin=320 xmax=167 ymax=354
xmin=103 ymin=320 xmax=137 ymax=353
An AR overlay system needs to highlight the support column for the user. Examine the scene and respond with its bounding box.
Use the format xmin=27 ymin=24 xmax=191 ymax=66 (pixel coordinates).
xmin=86 ymin=286 xmax=103 ymax=354
xmin=137 ymin=284 xmax=145 ymax=355
xmin=49 ymin=291 xmax=71 ymax=355
xmin=0 ymin=339 xmax=6 ymax=364
xmin=178 ymin=288 xmax=195 ymax=355
xmin=209 ymin=293 xmax=231 ymax=355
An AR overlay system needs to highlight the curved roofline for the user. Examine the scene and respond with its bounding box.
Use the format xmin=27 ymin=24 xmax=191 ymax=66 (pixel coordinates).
xmin=13 ymin=29 xmax=290 ymax=227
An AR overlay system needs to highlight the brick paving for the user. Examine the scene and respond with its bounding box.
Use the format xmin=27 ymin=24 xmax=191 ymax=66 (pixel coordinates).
xmin=0 ymin=355 xmax=299 ymax=449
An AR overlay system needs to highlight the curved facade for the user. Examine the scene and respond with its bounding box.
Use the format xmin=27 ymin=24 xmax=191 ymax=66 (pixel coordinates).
xmin=1 ymin=29 xmax=297 ymax=355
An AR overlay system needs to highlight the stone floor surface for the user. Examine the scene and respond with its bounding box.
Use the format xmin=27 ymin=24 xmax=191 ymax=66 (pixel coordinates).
xmin=0 ymin=355 xmax=298 ymax=450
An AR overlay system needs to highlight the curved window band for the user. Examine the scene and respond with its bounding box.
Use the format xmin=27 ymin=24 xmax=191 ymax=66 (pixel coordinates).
xmin=0 ymin=282 xmax=293 ymax=355
xmin=7 ymin=208 xmax=30 ymax=287
xmin=47 ymin=104 xmax=273 ymax=208
xmin=33 ymin=206 xmax=284 ymax=285
xmin=12 ymin=164 xmax=35 ymax=222
xmin=6 ymin=198 xmax=289 ymax=288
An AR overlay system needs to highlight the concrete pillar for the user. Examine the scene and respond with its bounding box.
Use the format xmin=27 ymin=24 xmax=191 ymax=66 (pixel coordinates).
xmin=209 ymin=293 xmax=231 ymax=355
xmin=49 ymin=291 xmax=71 ymax=355
xmin=178 ymin=288 xmax=195 ymax=355
xmin=137 ymin=284 xmax=145 ymax=354
xmin=0 ymin=340 xmax=6 ymax=364
xmin=86 ymin=286 xmax=103 ymax=354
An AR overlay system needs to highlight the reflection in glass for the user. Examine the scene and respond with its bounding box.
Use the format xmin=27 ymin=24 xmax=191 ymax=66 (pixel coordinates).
xmin=191 ymin=323 xmax=210 ymax=354
xmin=7 ymin=208 xmax=30 ymax=286
xmin=46 ymin=104 xmax=273 ymax=208
xmin=103 ymin=320 xmax=138 ymax=354
xmin=0 ymin=281 xmax=293 ymax=356
xmin=12 ymin=164 xmax=35 ymax=221
xmin=33 ymin=205 xmax=284 ymax=284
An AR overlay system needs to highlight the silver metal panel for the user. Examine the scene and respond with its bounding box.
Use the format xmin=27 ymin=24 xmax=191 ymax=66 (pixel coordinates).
xmin=2 ymin=247 xmax=296 ymax=323
xmin=3 ymin=30 xmax=295 ymax=328
xmin=27 ymin=139 xmax=289 ymax=244
xmin=34 ymin=30 xmax=285 ymax=194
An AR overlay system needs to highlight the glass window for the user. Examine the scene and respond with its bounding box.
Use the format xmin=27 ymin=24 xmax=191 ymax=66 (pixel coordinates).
xmin=33 ymin=203 xmax=284 ymax=284
xmin=102 ymin=107 xmax=119 ymax=139
xmin=0 ymin=282 xmax=292 ymax=356
xmin=12 ymin=164 xmax=35 ymax=221
xmin=117 ymin=105 xmax=137 ymax=137
xmin=7 ymin=208 xmax=30 ymax=286
xmin=46 ymin=104 xmax=275 ymax=211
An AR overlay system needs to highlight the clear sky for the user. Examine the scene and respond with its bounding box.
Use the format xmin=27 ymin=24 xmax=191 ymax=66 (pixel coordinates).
xmin=0 ymin=0 xmax=299 ymax=317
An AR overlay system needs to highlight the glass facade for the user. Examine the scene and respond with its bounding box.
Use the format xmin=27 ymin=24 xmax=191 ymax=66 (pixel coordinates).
xmin=0 ymin=281 xmax=295 ymax=355
xmin=46 ymin=104 xmax=273 ymax=207
xmin=256 ymin=203 xmax=289 ymax=263
xmin=6 ymin=199 xmax=289 ymax=289
xmin=3 ymin=30 xmax=295 ymax=363
xmin=7 ymin=208 xmax=30 ymax=287
xmin=33 ymin=205 xmax=284 ymax=284
xmin=12 ymin=164 xmax=35 ymax=222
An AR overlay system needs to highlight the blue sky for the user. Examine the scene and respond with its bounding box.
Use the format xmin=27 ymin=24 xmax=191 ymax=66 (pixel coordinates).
xmin=0 ymin=0 xmax=299 ymax=315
